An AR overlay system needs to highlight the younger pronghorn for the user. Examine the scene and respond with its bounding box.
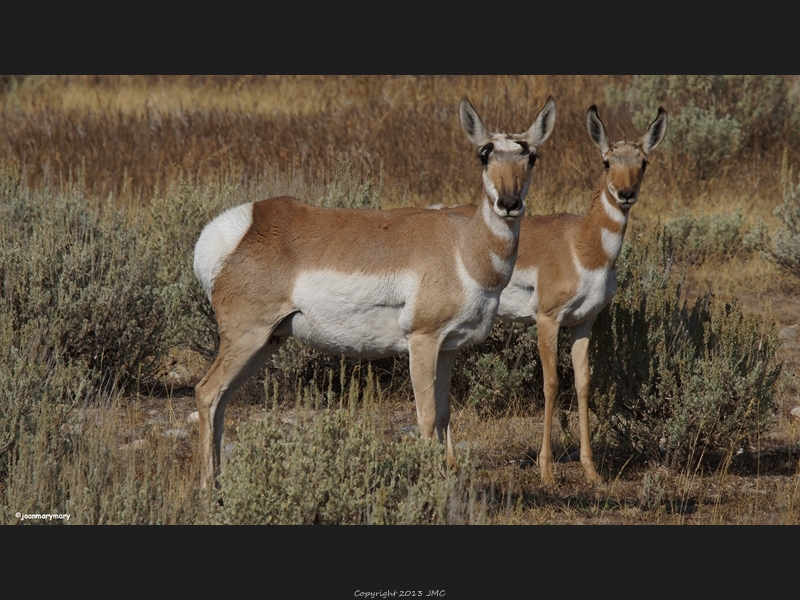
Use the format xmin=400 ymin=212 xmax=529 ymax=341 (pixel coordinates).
xmin=192 ymin=95 xmax=556 ymax=488
xmin=442 ymin=105 xmax=667 ymax=484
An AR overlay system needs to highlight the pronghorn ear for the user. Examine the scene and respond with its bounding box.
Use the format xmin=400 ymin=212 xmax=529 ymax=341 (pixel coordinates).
xmin=641 ymin=107 xmax=668 ymax=154
xmin=525 ymin=95 xmax=556 ymax=149
xmin=586 ymin=104 xmax=610 ymax=155
xmin=459 ymin=95 xmax=490 ymax=147
xmin=525 ymin=96 xmax=556 ymax=150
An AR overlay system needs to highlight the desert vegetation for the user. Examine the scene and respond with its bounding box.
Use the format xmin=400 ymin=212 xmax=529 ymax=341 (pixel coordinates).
xmin=1 ymin=75 xmax=798 ymax=525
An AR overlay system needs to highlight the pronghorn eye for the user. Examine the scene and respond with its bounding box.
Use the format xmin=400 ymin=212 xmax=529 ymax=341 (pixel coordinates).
xmin=478 ymin=143 xmax=494 ymax=166
xmin=603 ymin=160 xmax=610 ymax=170
xmin=516 ymin=140 xmax=530 ymax=156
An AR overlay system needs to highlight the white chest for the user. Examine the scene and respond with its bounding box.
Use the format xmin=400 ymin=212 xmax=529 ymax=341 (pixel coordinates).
xmin=439 ymin=254 xmax=503 ymax=351
xmin=557 ymin=264 xmax=617 ymax=327
xmin=496 ymin=267 xmax=538 ymax=324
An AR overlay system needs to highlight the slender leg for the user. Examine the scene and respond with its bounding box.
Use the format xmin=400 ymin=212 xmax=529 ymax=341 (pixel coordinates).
xmin=434 ymin=348 xmax=458 ymax=468
xmin=408 ymin=334 xmax=440 ymax=440
xmin=570 ymin=320 xmax=603 ymax=484
xmin=537 ymin=315 xmax=560 ymax=485
xmin=196 ymin=326 xmax=286 ymax=489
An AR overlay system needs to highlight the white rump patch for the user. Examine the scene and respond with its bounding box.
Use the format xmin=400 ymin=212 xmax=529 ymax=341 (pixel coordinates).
xmin=193 ymin=202 xmax=254 ymax=301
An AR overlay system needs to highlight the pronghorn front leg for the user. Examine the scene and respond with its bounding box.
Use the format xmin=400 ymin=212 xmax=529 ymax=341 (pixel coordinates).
xmin=570 ymin=320 xmax=603 ymax=484
xmin=537 ymin=314 xmax=560 ymax=485
xmin=408 ymin=334 xmax=451 ymax=457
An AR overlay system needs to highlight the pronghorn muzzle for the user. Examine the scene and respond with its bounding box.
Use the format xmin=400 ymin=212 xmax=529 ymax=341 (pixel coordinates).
xmin=617 ymin=188 xmax=637 ymax=204
xmin=497 ymin=194 xmax=523 ymax=216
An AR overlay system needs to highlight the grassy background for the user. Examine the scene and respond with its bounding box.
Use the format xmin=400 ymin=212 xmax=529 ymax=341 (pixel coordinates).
xmin=1 ymin=75 xmax=798 ymax=524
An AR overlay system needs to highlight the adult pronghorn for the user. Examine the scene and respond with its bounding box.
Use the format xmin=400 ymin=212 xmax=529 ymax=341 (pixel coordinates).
xmin=441 ymin=104 xmax=667 ymax=484
xmin=192 ymin=95 xmax=556 ymax=488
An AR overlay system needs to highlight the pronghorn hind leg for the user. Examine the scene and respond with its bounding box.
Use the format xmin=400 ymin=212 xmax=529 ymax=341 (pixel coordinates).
xmin=537 ymin=315 xmax=560 ymax=486
xmin=570 ymin=320 xmax=603 ymax=484
xmin=196 ymin=325 xmax=288 ymax=489
xmin=434 ymin=348 xmax=458 ymax=469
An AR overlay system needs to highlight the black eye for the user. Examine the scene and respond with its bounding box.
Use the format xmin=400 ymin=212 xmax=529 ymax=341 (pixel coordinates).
xmin=516 ymin=140 xmax=530 ymax=155
xmin=603 ymin=160 xmax=610 ymax=170
xmin=478 ymin=143 xmax=494 ymax=166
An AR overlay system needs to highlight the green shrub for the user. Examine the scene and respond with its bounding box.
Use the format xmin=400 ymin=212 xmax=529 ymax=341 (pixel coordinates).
xmin=215 ymin=409 xmax=484 ymax=524
xmin=748 ymin=169 xmax=800 ymax=279
xmin=452 ymin=321 xmax=572 ymax=416
xmin=665 ymin=208 xmax=748 ymax=264
xmin=0 ymin=162 xmax=175 ymax=507
xmin=606 ymin=75 xmax=798 ymax=180
xmin=0 ymin=164 xmax=165 ymax=390
xmin=590 ymin=229 xmax=782 ymax=468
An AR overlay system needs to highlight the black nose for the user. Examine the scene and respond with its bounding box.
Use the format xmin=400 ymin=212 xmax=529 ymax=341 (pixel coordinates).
xmin=618 ymin=189 xmax=636 ymax=201
xmin=498 ymin=195 xmax=521 ymax=214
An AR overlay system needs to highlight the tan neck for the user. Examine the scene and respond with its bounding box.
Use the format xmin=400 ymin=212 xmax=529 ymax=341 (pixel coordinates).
xmin=458 ymin=196 xmax=520 ymax=289
xmin=574 ymin=171 xmax=628 ymax=271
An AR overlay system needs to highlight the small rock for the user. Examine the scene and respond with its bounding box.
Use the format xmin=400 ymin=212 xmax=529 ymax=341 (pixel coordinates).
xmin=790 ymin=406 xmax=800 ymax=419
xmin=778 ymin=326 xmax=799 ymax=340
xmin=186 ymin=411 xmax=200 ymax=424
xmin=165 ymin=365 xmax=191 ymax=386
xmin=223 ymin=442 xmax=236 ymax=462
xmin=165 ymin=428 xmax=189 ymax=439
xmin=399 ymin=425 xmax=419 ymax=439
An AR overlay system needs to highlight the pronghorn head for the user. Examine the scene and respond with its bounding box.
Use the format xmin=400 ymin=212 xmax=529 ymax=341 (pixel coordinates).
xmin=587 ymin=105 xmax=668 ymax=210
xmin=460 ymin=95 xmax=556 ymax=220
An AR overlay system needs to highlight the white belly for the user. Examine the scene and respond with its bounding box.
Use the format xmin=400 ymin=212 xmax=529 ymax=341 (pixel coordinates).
xmin=284 ymin=262 xmax=503 ymax=357
xmin=287 ymin=270 xmax=416 ymax=358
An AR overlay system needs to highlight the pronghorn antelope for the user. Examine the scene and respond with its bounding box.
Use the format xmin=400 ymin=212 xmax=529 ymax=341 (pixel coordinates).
xmin=192 ymin=95 xmax=556 ymax=488
xmin=441 ymin=105 xmax=667 ymax=484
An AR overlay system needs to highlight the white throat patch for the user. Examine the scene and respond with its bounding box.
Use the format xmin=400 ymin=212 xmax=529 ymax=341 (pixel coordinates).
xmin=601 ymin=190 xmax=627 ymax=225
